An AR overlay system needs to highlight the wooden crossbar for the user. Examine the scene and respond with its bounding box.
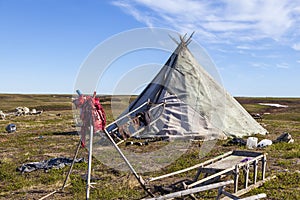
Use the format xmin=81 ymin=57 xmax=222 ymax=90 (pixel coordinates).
xmin=144 ymin=180 xmax=234 ymax=200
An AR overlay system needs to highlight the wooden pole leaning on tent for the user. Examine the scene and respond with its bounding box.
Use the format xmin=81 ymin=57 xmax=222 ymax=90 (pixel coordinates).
xmin=103 ymin=128 xmax=155 ymax=197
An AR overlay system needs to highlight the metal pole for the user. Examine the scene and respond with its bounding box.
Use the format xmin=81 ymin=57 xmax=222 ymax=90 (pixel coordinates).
xmin=86 ymin=125 xmax=93 ymax=200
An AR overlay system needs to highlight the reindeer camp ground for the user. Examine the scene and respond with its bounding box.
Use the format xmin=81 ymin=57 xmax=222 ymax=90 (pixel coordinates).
xmin=0 ymin=94 xmax=299 ymax=199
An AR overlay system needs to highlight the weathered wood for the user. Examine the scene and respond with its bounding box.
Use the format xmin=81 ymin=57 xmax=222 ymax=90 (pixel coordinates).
xmin=237 ymin=154 xmax=264 ymax=168
xmin=193 ymin=167 xmax=202 ymax=182
xmin=148 ymin=151 xmax=268 ymax=199
xmin=240 ymin=193 xmax=266 ymax=200
xmin=221 ymin=190 xmax=240 ymax=199
xmin=148 ymin=151 xmax=233 ymax=182
xmin=103 ymin=129 xmax=155 ymax=197
xmin=38 ymin=183 xmax=71 ymax=200
xmin=204 ymin=153 xmax=263 ymax=171
xmin=221 ymin=191 xmax=266 ymax=200
xmin=216 ymin=186 xmax=225 ymax=200
xmin=253 ymin=160 xmax=258 ymax=184
xmin=244 ymin=164 xmax=250 ymax=189
xmin=205 ymin=155 xmax=247 ymax=170
xmin=187 ymin=167 xmax=235 ymax=188
xmin=234 ymin=165 xmax=239 ymax=193
xmin=144 ymin=180 xmax=234 ymax=200
xmin=221 ymin=176 xmax=276 ymax=200
xmin=262 ymin=155 xmax=267 ymax=180
xmin=232 ymin=150 xmax=262 ymax=157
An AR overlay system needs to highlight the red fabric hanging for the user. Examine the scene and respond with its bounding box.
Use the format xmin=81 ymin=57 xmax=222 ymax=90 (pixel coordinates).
xmin=74 ymin=93 xmax=106 ymax=147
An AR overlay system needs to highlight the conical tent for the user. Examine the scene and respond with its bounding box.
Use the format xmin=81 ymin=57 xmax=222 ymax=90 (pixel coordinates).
xmin=107 ymin=37 xmax=267 ymax=140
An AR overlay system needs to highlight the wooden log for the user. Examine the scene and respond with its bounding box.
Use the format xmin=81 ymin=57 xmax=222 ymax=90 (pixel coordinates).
xmin=144 ymin=180 xmax=234 ymax=200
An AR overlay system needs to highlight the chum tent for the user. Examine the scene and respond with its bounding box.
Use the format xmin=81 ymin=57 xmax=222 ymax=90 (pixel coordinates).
xmin=106 ymin=35 xmax=267 ymax=141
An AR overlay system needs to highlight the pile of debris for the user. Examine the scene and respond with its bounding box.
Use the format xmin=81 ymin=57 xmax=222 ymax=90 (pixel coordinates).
xmin=0 ymin=107 xmax=43 ymax=120
xmin=225 ymin=132 xmax=294 ymax=148
xmin=15 ymin=107 xmax=43 ymax=116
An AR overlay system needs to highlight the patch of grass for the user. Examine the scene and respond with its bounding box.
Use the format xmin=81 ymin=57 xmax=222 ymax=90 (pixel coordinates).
xmin=248 ymin=172 xmax=300 ymax=200
xmin=277 ymin=159 xmax=293 ymax=167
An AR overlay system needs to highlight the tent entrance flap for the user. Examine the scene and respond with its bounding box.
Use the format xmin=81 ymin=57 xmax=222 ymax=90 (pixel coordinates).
xmin=106 ymin=101 xmax=166 ymax=143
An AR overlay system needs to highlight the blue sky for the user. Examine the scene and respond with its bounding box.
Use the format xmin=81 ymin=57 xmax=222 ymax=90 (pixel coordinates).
xmin=1 ymin=0 xmax=300 ymax=97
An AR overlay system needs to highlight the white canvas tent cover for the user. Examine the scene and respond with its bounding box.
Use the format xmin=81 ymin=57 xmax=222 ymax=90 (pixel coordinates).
xmin=107 ymin=36 xmax=267 ymax=140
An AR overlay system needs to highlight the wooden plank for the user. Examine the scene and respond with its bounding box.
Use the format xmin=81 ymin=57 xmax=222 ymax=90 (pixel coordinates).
xmin=148 ymin=151 xmax=233 ymax=182
xmin=38 ymin=183 xmax=70 ymax=200
xmin=240 ymin=193 xmax=266 ymax=200
xmin=144 ymin=180 xmax=234 ymax=200
xmin=204 ymin=155 xmax=248 ymax=170
xmin=203 ymin=153 xmax=264 ymax=171
xmin=187 ymin=166 xmax=235 ymax=188
xmin=232 ymin=150 xmax=262 ymax=157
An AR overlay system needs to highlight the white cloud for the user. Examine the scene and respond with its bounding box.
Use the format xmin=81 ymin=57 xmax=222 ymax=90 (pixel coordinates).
xmin=111 ymin=1 xmax=154 ymax=27
xmin=236 ymin=45 xmax=252 ymax=50
xmin=112 ymin=0 xmax=300 ymax=45
xmin=251 ymin=62 xmax=270 ymax=69
xmin=292 ymin=43 xmax=300 ymax=51
xmin=276 ymin=63 xmax=289 ymax=69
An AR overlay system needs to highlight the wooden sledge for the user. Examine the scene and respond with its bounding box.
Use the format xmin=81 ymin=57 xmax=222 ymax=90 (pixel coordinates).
xmin=145 ymin=150 xmax=269 ymax=199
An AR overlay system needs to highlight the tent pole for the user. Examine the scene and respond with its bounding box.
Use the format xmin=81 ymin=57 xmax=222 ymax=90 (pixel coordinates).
xmin=103 ymin=129 xmax=154 ymax=197
xmin=86 ymin=125 xmax=93 ymax=200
